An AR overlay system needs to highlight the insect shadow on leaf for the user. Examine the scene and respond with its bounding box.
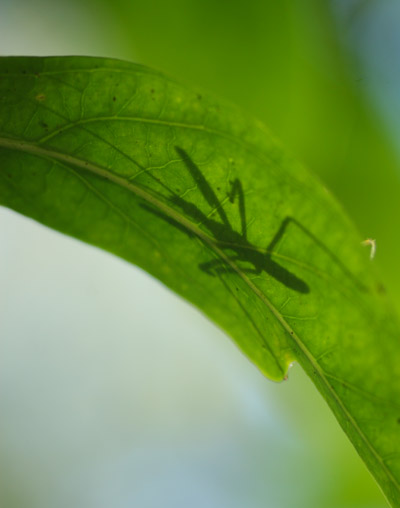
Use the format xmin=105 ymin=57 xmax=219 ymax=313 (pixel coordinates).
xmin=142 ymin=147 xmax=311 ymax=293
xmin=141 ymin=147 xmax=368 ymax=295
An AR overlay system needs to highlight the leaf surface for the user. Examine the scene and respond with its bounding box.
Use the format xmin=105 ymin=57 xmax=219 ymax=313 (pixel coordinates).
xmin=0 ymin=56 xmax=399 ymax=507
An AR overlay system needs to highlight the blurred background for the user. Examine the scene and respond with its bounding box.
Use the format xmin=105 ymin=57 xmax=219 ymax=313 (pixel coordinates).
xmin=1 ymin=0 xmax=400 ymax=506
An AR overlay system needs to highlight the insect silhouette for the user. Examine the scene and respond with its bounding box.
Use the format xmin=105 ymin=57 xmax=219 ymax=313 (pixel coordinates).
xmin=142 ymin=147 xmax=310 ymax=294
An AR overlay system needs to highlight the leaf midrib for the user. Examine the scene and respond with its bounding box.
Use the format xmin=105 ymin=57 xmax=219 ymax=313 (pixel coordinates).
xmin=0 ymin=135 xmax=398 ymax=499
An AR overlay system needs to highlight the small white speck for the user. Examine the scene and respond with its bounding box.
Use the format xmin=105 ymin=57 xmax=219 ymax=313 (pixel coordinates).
xmin=362 ymin=238 xmax=376 ymax=259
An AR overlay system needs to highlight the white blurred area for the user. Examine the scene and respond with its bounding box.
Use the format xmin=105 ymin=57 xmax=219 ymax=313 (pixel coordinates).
xmin=0 ymin=208 xmax=298 ymax=508
xmin=0 ymin=0 xmax=131 ymax=58
xmin=0 ymin=1 xmax=388 ymax=507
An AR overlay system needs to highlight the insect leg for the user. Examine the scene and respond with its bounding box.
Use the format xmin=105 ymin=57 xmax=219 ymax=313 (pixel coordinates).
xmin=228 ymin=179 xmax=247 ymax=240
xmin=175 ymin=146 xmax=232 ymax=229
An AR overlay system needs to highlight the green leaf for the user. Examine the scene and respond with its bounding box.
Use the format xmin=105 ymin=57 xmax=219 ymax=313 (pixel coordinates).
xmin=0 ymin=56 xmax=399 ymax=507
